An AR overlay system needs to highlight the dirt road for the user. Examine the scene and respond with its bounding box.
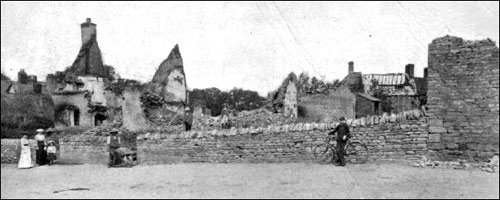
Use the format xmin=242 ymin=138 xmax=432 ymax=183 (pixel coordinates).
xmin=1 ymin=161 xmax=498 ymax=199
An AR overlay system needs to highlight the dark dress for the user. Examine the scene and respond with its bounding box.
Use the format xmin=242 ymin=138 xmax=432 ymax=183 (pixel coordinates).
xmin=36 ymin=141 xmax=47 ymax=165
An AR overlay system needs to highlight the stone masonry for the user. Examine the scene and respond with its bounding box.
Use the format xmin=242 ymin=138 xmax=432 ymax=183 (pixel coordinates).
xmin=137 ymin=114 xmax=428 ymax=164
xmin=427 ymin=35 xmax=499 ymax=160
xmin=1 ymin=109 xmax=428 ymax=164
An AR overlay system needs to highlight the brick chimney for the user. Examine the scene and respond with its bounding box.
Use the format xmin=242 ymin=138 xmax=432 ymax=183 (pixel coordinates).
xmin=405 ymin=64 xmax=415 ymax=78
xmin=18 ymin=69 xmax=28 ymax=84
xmin=348 ymin=61 xmax=354 ymax=74
xmin=81 ymin=18 xmax=97 ymax=45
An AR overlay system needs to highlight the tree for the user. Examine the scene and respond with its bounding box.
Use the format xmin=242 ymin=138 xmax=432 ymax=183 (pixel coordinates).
xmin=188 ymin=87 xmax=266 ymax=116
xmin=1 ymin=73 xmax=10 ymax=81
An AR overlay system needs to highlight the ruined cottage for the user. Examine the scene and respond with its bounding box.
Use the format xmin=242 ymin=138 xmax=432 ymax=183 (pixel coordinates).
xmin=299 ymin=61 xmax=426 ymax=122
xmin=27 ymin=18 xmax=189 ymax=132
xmin=341 ymin=61 xmax=426 ymax=117
xmin=361 ymin=63 xmax=426 ymax=113
xmin=46 ymin=18 xmax=114 ymax=128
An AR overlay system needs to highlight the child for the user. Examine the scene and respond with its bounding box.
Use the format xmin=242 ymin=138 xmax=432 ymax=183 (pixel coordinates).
xmin=45 ymin=141 xmax=57 ymax=165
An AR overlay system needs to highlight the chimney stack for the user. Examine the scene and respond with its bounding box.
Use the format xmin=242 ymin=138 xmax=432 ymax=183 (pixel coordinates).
xmin=424 ymin=67 xmax=428 ymax=78
xmin=405 ymin=64 xmax=415 ymax=78
xmin=348 ymin=61 xmax=354 ymax=74
xmin=18 ymin=69 xmax=28 ymax=84
xmin=81 ymin=18 xmax=97 ymax=45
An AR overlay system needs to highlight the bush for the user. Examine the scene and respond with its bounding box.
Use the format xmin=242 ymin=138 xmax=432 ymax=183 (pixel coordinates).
xmin=1 ymin=127 xmax=33 ymax=139
xmin=1 ymin=116 xmax=54 ymax=139
xmin=19 ymin=117 xmax=54 ymax=130
xmin=1 ymin=73 xmax=10 ymax=81
xmin=189 ymin=87 xmax=266 ymax=116
xmin=297 ymin=105 xmax=307 ymax=118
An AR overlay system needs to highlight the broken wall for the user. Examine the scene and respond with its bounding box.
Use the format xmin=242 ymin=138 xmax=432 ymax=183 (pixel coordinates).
xmin=52 ymin=92 xmax=93 ymax=127
xmin=299 ymin=86 xmax=355 ymax=122
xmin=427 ymin=36 xmax=499 ymax=160
xmin=121 ymin=90 xmax=148 ymax=131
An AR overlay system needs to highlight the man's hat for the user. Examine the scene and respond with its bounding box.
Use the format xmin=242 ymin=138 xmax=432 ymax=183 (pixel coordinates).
xmin=110 ymin=128 xmax=119 ymax=134
xmin=36 ymin=129 xmax=45 ymax=133
xmin=339 ymin=116 xmax=346 ymax=121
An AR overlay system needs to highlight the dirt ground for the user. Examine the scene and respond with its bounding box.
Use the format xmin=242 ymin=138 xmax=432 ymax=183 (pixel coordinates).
xmin=1 ymin=161 xmax=498 ymax=199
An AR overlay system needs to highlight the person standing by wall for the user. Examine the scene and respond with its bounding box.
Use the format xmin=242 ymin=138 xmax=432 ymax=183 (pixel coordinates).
xmin=107 ymin=129 xmax=121 ymax=167
xmin=18 ymin=135 xmax=33 ymax=169
xmin=184 ymin=107 xmax=193 ymax=131
xmin=46 ymin=141 xmax=57 ymax=165
xmin=328 ymin=117 xmax=351 ymax=166
xmin=45 ymin=128 xmax=59 ymax=162
xmin=34 ymin=129 xmax=47 ymax=166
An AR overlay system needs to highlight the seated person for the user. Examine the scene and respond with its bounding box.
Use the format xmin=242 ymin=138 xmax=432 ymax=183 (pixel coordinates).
xmin=115 ymin=147 xmax=137 ymax=167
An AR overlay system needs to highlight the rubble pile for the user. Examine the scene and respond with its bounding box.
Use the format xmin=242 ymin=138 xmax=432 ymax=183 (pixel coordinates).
xmin=479 ymin=155 xmax=499 ymax=173
xmin=81 ymin=121 xmax=123 ymax=136
xmin=192 ymin=108 xmax=296 ymax=130
xmin=229 ymin=108 xmax=294 ymax=128
xmin=412 ymin=155 xmax=499 ymax=173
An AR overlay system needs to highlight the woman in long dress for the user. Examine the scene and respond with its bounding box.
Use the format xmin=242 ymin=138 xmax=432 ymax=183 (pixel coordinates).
xmin=18 ymin=135 xmax=32 ymax=169
xmin=34 ymin=129 xmax=47 ymax=166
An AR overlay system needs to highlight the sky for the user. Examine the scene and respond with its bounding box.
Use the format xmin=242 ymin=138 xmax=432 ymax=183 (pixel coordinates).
xmin=1 ymin=1 xmax=499 ymax=96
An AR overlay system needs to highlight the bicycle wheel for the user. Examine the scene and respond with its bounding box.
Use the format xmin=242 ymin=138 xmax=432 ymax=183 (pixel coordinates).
xmin=345 ymin=140 xmax=369 ymax=164
xmin=313 ymin=140 xmax=336 ymax=164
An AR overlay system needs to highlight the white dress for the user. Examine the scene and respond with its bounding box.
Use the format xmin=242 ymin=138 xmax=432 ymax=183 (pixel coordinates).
xmin=18 ymin=138 xmax=32 ymax=169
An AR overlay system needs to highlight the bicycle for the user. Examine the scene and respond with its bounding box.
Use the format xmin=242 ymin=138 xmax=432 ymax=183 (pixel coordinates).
xmin=313 ymin=136 xmax=369 ymax=165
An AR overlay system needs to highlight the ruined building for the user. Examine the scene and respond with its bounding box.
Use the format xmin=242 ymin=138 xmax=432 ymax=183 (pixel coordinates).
xmin=2 ymin=69 xmax=45 ymax=94
xmin=342 ymin=61 xmax=426 ymax=117
xmin=361 ymin=63 xmax=427 ymax=113
xmin=268 ymin=72 xmax=299 ymax=119
xmin=145 ymin=44 xmax=188 ymax=126
xmin=43 ymin=18 xmax=188 ymax=131
xmin=46 ymin=18 xmax=112 ymax=128
xmin=65 ymin=18 xmax=106 ymax=77
xmin=299 ymin=61 xmax=427 ymax=122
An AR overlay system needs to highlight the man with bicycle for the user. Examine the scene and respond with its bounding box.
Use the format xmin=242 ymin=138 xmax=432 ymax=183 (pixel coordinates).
xmin=328 ymin=116 xmax=351 ymax=166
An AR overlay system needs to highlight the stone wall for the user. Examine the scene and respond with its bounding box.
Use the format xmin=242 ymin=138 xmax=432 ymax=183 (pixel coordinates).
xmin=386 ymin=96 xmax=419 ymax=114
xmin=79 ymin=76 xmax=109 ymax=106
xmin=138 ymin=109 xmax=428 ymax=164
xmin=57 ymin=135 xmax=108 ymax=164
xmin=2 ymin=109 xmax=428 ymax=164
xmin=427 ymin=35 xmax=499 ymax=160
xmin=299 ymin=86 xmax=355 ymax=122
xmin=283 ymin=81 xmax=298 ymax=119
xmin=1 ymin=139 xmax=36 ymax=163
xmin=151 ymin=44 xmax=187 ymax=103
xmin=121 ymin=90 xmax=148 ymax=131
xmin=52 ymin=92 xmax=92 ymax=127
xmin=355 ymin=94 xmax=379 ymax=118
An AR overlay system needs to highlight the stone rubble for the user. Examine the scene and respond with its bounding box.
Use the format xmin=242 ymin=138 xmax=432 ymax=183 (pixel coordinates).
xmin=411 ymin=155 xmax=499 ymax=173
